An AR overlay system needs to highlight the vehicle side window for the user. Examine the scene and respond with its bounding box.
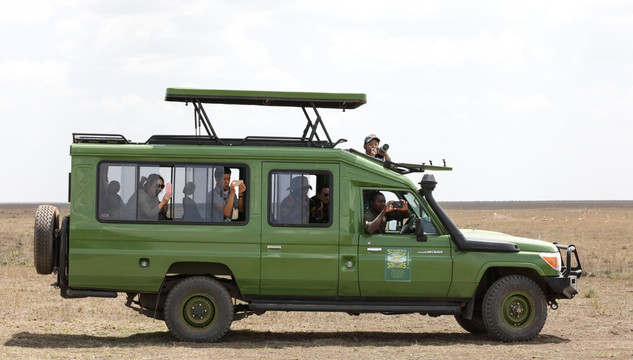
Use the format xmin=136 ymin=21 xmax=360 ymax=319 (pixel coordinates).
xmin=363 ymin=189 xmax=438 ymax=235
xmin=173 ymin=165 xmax=247 ymax=223
xmin=99 ymin=163 xmax=137 ymax=220
xmin=269 ymin=171 xmax=332 ymax=226
xmin=98 ymin=163 xmax=248 ymax=223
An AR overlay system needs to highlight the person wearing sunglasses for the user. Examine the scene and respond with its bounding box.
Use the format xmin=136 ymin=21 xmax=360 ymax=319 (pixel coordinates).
xmin=137 ymin=173 xmax=171 ymax=220
xmin=309 ymin=184 xmax=330 ymax=223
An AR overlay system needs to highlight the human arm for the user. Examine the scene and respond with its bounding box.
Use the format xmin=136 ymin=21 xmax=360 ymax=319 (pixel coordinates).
xmin=223 ymin=186 xmax=236 ymax=218
xmin=237 ymin=181 xmax=246 ymax=212
xmin=365 ymin=200 xmax=397 ymax=234
xmin=365 ymin=207 xmax=386 ymax=234
xmin=158 ymin=193 xmax=171 ymax=214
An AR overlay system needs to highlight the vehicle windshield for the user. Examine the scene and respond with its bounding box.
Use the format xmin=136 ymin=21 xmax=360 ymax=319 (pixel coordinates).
xmin=403 ymin=192 xmax=438 ymax=235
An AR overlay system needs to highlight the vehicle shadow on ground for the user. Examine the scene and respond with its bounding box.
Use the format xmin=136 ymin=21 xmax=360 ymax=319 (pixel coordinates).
xmin=4 ymin=330 xmax=569 ymax=349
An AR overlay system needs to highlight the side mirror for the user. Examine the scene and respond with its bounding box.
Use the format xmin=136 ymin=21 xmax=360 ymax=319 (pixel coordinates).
xmin=415 ymin=218 xmax=427 ymax=242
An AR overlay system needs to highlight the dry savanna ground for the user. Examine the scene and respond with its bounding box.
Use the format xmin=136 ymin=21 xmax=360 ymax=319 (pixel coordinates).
xmin=1 ymin=202 xmax=632 ymax=359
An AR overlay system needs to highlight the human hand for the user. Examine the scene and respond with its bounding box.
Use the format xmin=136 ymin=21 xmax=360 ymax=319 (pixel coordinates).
xmin=161 ymin=191 xmax=172 ymax=205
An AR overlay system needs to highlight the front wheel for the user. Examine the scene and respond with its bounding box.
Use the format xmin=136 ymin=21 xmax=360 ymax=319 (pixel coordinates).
xmin=164 ymin=276 xmax=234 ymax=342
xmin=482 ymin=275 xmax=547 ymax=342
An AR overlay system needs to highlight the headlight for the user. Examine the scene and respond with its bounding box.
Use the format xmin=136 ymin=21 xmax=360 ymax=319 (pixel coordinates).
xmin=540 ymin=252 xmax=562 ymax=272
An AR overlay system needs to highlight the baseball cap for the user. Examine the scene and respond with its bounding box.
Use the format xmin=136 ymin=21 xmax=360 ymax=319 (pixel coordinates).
xmin=364 ymin=134 xmax=380 ymax=144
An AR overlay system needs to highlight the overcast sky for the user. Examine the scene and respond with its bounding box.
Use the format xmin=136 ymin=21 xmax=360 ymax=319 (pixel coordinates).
xmin=2 ymin=0 xmax=633 ymax=202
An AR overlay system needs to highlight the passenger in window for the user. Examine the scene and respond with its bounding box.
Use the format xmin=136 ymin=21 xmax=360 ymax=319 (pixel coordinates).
xmin=209 ymin=167 xmax=247 ymax=222
xmin=279 ymin=176 xmax=311 ymax=224
xmin=364 ymin=190 xmax=409 ymax=234
xmin=182 ymin=182 xmax=202 ymax=221
xmin=105 ymin=180 xmax=124 ymax=219
xmin=309 ymin=185 xmax=330 ymax=223
xmin=363 ymin=134 xmax=390 ymax=161
xmin=138 ymin=174 xmax=171 ymax=221
xmin=222 ymin=168 xmax=246 ymax=221
xmin=209 ymin=168 xmax=227 ymax=222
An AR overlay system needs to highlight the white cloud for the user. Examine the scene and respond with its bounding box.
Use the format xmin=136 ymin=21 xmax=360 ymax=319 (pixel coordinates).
xmin=2 ymin=0 xmax=633 ymax=202
xmin=0 ymin=60 xmax=71 ymax=87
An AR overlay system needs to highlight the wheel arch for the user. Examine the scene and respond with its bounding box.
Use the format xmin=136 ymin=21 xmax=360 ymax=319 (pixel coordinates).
xmin=475 ymin=266 xmax=548 ymax=297
xmin=165 ymin=262 xmax=242 ymax=299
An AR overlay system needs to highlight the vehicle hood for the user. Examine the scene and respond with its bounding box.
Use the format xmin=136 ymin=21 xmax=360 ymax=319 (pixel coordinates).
xmin=459 ymin=229 xmax=558 ymax=253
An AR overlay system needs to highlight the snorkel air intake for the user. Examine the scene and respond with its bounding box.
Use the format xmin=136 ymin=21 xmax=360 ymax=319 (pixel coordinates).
xmin=419 ymin=174 xmax=519 ymax=252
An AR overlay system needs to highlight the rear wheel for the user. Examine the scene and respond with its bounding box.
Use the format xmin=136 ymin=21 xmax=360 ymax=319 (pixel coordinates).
xmin=34 ymin=205 xmax=59 ymax=274
xmin=164 ymin=276 xmax=234 ymax=342
xmin=482 ymin=275 xmax=547 ymax=342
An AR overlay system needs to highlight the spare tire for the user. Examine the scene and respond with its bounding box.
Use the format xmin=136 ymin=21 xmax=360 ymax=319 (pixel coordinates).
xmin=34 ymin=205 xmax=59 ymax=274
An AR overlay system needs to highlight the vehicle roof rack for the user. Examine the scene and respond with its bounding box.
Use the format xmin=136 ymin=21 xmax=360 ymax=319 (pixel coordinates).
xmin=165 ymin=88 xmax=366 ymax=109
xmin=73 ymin=133 xmax=129 ymax=144
xmin=165 ymin=88 xmax=366 ymax=148
xmin=348 ymin=149 xmax=452 ymax=174
xmin=145 ymin=135 xmax=346 ymax=148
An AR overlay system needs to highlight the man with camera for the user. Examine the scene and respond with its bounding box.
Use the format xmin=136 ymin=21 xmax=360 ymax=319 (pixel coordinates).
xmin=363 ymin=134 xmax=391 ymax=161
xmin=364 ymin=190 xmax=409 ymax=234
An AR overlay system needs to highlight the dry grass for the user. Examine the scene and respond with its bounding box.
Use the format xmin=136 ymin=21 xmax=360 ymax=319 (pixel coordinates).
xmin=1 ymin=204 xmax=632 ymax=359
xmin=445 ymin=205 xmax=633 ymax=278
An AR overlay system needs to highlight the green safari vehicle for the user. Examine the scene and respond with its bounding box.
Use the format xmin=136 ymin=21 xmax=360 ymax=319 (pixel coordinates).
xmin=34 ymin=88 xmax=582 ymax=342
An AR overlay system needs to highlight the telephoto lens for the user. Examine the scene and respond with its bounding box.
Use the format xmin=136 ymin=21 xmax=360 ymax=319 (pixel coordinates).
xmin=379 ymin=144 xmax=389 ymax=153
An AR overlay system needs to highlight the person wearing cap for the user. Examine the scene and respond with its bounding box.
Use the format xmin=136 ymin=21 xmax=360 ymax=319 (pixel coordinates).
xmin=279 ymin=176 xmax=312 ymax=224
xmin=363 ymin=134 xmax=390 ymax=161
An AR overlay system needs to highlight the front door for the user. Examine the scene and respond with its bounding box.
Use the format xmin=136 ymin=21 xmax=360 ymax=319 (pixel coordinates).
xmin=358 ymin=189 xmax=453 ymax=298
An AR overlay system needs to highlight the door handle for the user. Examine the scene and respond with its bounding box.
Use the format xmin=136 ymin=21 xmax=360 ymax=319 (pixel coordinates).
xmin=267 ymin=245 xmax=282 ymax=250
xmin=367 ymin=247 xmax=382 ymax=252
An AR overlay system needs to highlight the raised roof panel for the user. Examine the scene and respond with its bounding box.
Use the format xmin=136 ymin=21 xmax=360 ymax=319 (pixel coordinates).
xmin=165 ymin=88 xmax=366 ymax=109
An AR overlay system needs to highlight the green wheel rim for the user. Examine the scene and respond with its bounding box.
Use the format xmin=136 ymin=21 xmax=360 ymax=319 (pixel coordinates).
xmin=501 ymin=292 xmax=535 ymax=329
xmin=182 ymin=294 xmax=217 ymax=329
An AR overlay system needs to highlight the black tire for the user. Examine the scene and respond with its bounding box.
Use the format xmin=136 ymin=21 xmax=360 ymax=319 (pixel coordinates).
xmin=34 ymin=205 xmax=59 ymax=275
xmin=454 ymin=311 xmax=487 ymax=334
xmin=58 ymin=216 xmax=70 ymax=286
xmin=482 ymin=275 xmax=547 ymax=342
xmin=164 ymin=276 xmax=234 ymax=342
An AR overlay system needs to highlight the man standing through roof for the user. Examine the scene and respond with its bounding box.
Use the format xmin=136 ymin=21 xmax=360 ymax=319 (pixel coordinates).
xmin=363 ymin=134 xmax=390 ymax=161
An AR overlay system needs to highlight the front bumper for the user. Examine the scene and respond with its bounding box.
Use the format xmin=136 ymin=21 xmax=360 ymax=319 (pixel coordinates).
xmin=546 ymin=275 xmax=579 ymax=299
xmin=546 ymin=243 xmax=582 ymax=299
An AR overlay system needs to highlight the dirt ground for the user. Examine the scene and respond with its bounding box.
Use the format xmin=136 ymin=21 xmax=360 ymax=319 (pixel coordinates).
xmin=1 ymin=204 xmax=632 ymax=359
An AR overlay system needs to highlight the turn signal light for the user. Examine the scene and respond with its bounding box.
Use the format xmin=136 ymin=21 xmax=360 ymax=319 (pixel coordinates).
xmin=539 ymin=252 xmax=561 ymax=272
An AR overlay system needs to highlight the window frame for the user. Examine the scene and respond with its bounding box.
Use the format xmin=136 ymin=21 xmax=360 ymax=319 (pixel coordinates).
xmin=267 ymin=169 xmax=333 ymax=228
